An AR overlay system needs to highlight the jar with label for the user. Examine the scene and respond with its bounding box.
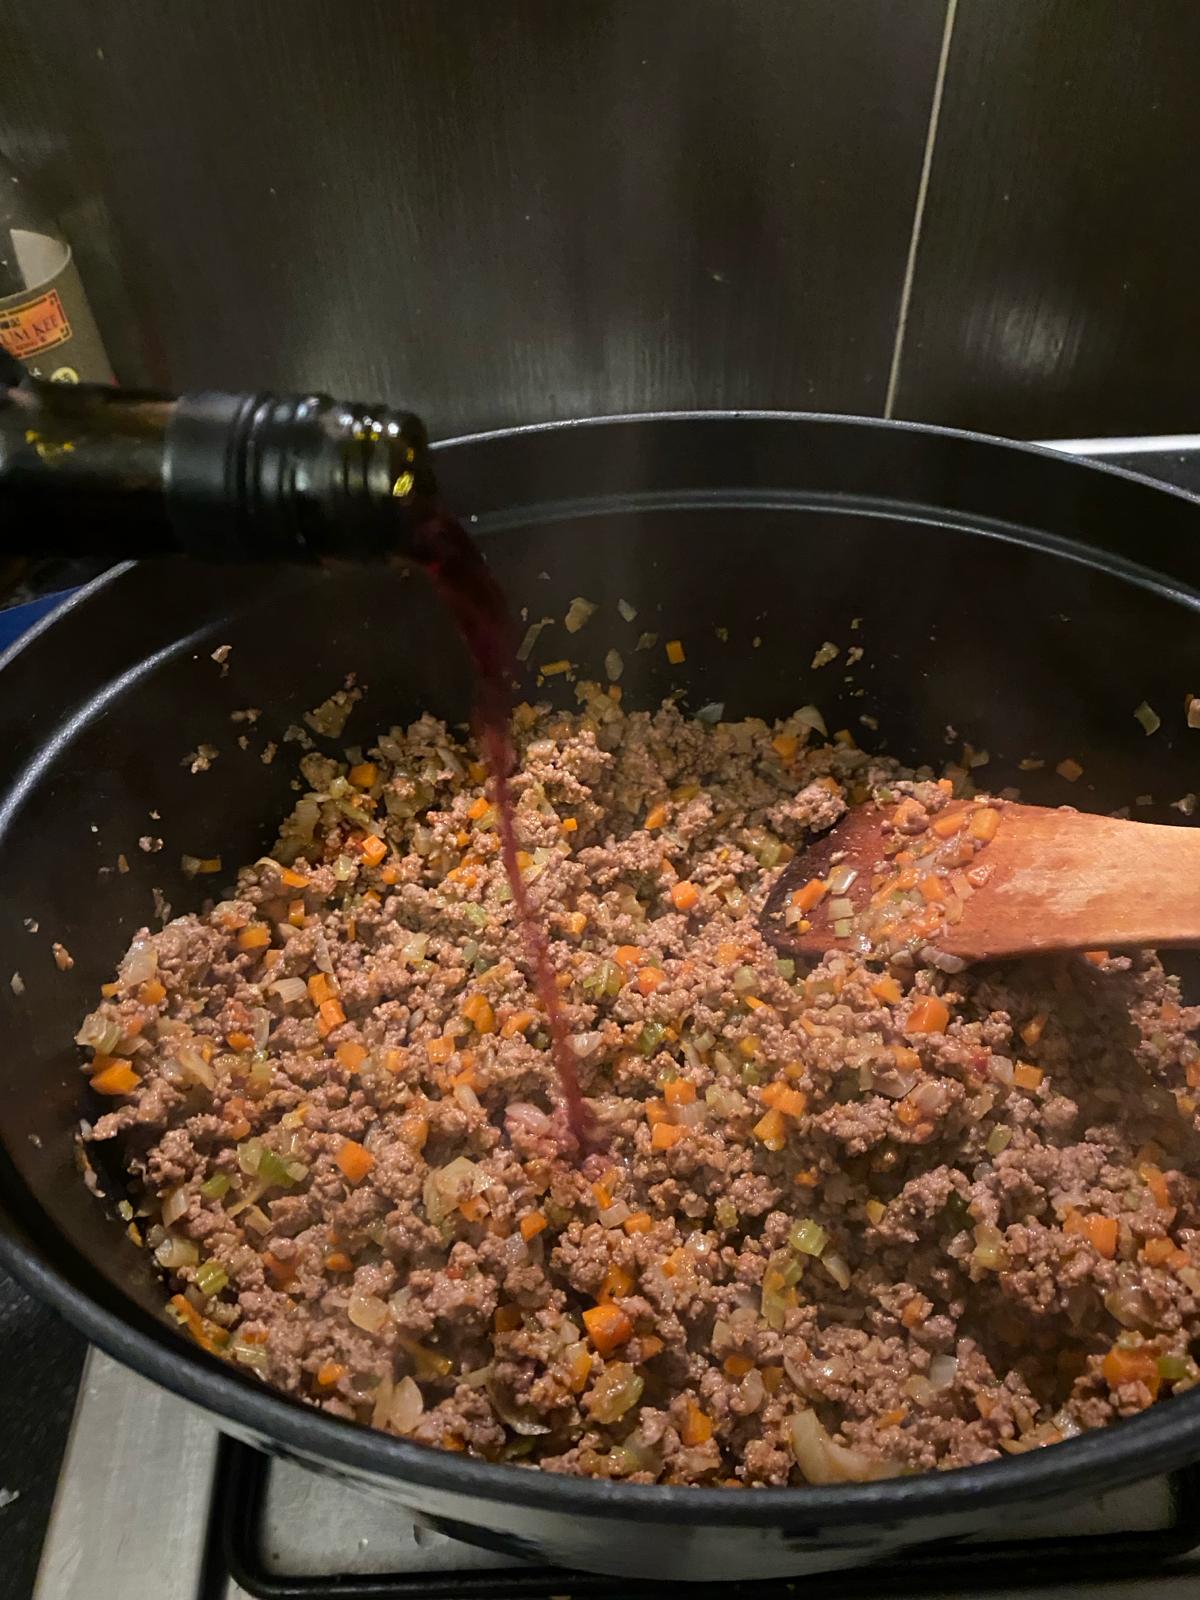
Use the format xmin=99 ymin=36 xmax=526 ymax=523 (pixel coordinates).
xmin=0 ymin=151 xmax=113 ymax=385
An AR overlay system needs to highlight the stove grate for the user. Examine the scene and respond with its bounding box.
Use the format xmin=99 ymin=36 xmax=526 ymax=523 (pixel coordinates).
xmin=213 ymin=1438 xmax=1200 ymax=1600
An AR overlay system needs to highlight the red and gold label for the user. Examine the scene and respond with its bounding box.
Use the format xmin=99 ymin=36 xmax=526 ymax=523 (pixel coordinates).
xmin=0 ymin=287 xmax=73 ymax=359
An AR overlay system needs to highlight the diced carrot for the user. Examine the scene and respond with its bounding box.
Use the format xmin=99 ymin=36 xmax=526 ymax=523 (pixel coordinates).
xmin=664 ymin=1078 xmax=697 ymax=1107
xmin=761 ymin=1365 xmax=784 ymax=1395
xmin=335 ymin=1138 xmax=374 ymax=1184
xmin=1013 ymin=1063 xmax=1044 ymax=1091
xmin=645 ymin=1099 xmax=671 ymax=1128
xmin=494 ymin=1304 xmax=522 ymax=1333
xmin=427 ymin=1036 xmax=455 ymax=1065
xmin=380 ymin=864 xmax=400 ymax=886
xmin=500 ymin=1010 xmax=536 ymax=1039
xmin=598 ymin=1264 xmax=635 ymax=1303
xmin=918 ymin=874 xmax=947 ymax=903
xmin=561 ymin=816 xmax=579 ymax=835
xmin=644 ymin=803 xmax=668 ymax=831
xmin=400 ymin=1114 xmax=429 ymax=1149
xmin=226 ymin=1030 xmax=255 ymax=1053
xmin=792 ymin=878 xmax=828 ymax=912
xmin=564 ymin=911 xmax=587 ymax=935
xmin=520 ymin=1211 xmax=548 ymax=1241
xmin=460 ymin=993 xmax=496 ymax=1034
xmin=971 ymin=808 xmax=1001 ymax=842
xmin=307 ymin=973 xmax=335 ymax=1006
xmin=359 ymin=835 xmax=387 ymax=867
xmin=879 ymin=1407 xmax=908 ymax=1429
xmin=1021 ymin=1013 xmax=1047 ymax=1047
xmin=458 ymin=1194 xmax=487 ymax=1221
xmin=772 ymin=732 xmax=799 ymax=762
xmin=793 ymin=1168 xmax=820 ymax=1188
xmin=614 ymin=945 xmax=644 ymax=973
xmin=753 ymin=1107 xmax=788 ymax=1150
xmin=348 ymin=761 xmax=378 ymax=790
xmin=743 ymin=995 xmax=768 ymax=1012
xmin=738 ymin=1037 xmax=760 ymax=1059
xmin=90 ymin=1060 xmax=141 ymax=1096
xmin=324 ymin=1252 xmax=353 ymax=1273
xmin=871 ymin=976 xmax=902 ymax=1004
xmin=671 ymin=880 xmax=700 ymax=912
xmin=583 ymin=1303 xmax=633 ymax=1354
xmin=1084 ymin=949 xmax=1109 ymax=966
xmin=665 ymin=639 xmax=686 ymax=665
xmin=1102 ymin=1343 xmax=1161 ymax=1397
xmin=637 ymin=966 xmax=665 ymax=996
xmin=931 ymin=811 xmax=965 ymax=838
xmin=468 ymin=796 xmax=491 ymax=822
xmin=1140 ymin=1163 xmax=1173 ymax=1211
xmin=237 ymin=924 xmax=271 ymax=951
xmin=288 ymin=897 xmax=307 ymax=927
xmin=263 ymin=1251 xmax=296 ymax=1289
xmin=336 ymin=1041 xmax=367 ymax=1072
xmin=906 ymin=996 xmax=949 ymax=1034
xmin=896 ymin=1099 xmax=922 ymax=1127
xmin=651 ymin=1122 xmax=686 ymax=1150
xmin=316 ymin=1361 xmax=346 ymax=1387
xmin=900 ymin=1298 xmax=925 ymax=1328
xmin=682 ymin=1401 xmax=714 ymax=1445
xmin=1084 ymin=1215 xmax=1119 ymax=1258
xmin=139 ymin=979 xmax=167 ymax=1005
xmin=317 ymin=998 xmax=346 ymax=1037
xmin=100 ymin=981 xmax=121 ymax=997
xmin=761 ymin=1081 xmax=808 ymax=1118
xmin=592 ymin=1177 xmax=613 ymax=1209
xmin=623 ymin=1210 xmax=654 ymax=1235
xmin=640 ymin=1335 xmax=664 ymax=1358
xmin=891 ymin=1044 xmax=923 ymax=1071
xmin=567 ymin=1343 xmax=593 ymax=1391
xmin=1141 ymin=1237 xmax=1177 ymax=1267
xmin=280 ymin=865 xmax=309 ymax=889
xmin=723 ymin=1353 xmax=754 ymax=1378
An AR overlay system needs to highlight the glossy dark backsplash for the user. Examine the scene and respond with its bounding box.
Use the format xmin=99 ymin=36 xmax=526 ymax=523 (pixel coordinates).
xmin=0 ymin=1 xmax=1197 ymax=439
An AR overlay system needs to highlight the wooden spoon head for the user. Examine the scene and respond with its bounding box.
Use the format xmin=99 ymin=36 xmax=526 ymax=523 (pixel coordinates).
xmin=763 ymin=797 xmax=1200 ymax=965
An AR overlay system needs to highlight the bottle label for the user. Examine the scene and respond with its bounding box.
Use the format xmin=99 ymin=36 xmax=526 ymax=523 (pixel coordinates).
xmin=0 ymin=238 xmax=114 ymax=384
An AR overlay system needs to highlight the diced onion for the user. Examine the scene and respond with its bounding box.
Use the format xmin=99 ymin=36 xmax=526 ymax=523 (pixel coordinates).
xmin=154 ymin=1234 xmax=198 ymax=1269
xmin=826 ymin=865 xmax=858 ymax=895
xmin=605 ymin=649 xmax=624 ymax=683
xmin=599 ymin=1201 xmax=632 ymax=1228
xmin=119 ymin=938 xmax=158 ymax=986
xmin=390 ymin=1375 xmax=424 ymax=1433
xmin=75 ymin=1012 xmax=123 ymax=1055
xmin=564 ymin=597 xmax=597 ymax=633
xmin=795 ymin=705 xmax=827 ymax=736
xmin=348 ymin=1293 xmax=392 ymax=1333
xmin=788 ymin=1409 xmax=898 ymax=1484
xmin=162 ymin=1188 xmax=189 ymax=1226
xmin=928 ymin=1354 xmax=958 ymax=1390
xmin=269 ymin=977 xmax=309 ymax=1004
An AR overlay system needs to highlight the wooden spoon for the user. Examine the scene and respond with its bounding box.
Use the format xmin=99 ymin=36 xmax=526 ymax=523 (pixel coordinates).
xmin=762 ymin=800 xmax=1200 ymax=965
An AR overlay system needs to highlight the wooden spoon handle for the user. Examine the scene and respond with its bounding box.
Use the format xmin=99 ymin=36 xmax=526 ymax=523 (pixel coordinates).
xmin=943 ymin=804 xmax=1200 ymax=960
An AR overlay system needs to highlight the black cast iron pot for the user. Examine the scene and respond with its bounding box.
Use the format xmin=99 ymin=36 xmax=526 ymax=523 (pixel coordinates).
xmin=2 ymin=413 xmax=1199 ymax=1583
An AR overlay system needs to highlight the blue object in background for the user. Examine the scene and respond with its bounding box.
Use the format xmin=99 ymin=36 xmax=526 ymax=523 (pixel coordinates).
xmin=0 ymin=591 xmax=74 ymax=655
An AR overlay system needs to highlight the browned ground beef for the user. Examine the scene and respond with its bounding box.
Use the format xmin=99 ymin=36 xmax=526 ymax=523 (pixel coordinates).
xmin=80 ymin=687 xmax=1200 ymax=1486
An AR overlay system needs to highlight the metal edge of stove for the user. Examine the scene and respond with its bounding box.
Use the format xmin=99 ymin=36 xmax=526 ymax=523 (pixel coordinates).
xmin=33 ymin=1348 xmax=221 ymax=1600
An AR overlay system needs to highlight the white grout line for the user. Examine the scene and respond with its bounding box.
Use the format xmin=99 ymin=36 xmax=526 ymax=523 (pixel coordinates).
xmin=883 ymin=0 xmax=958 ymax=419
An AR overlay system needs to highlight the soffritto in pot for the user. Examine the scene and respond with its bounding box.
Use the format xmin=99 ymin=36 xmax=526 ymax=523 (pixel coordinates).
xmin=77 ymin=683 xmax=1200 ymax=1485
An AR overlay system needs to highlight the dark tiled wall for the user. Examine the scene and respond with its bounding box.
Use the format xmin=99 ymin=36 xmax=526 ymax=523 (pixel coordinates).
xmin=892 ymin=0 xmax=1200 ymax=438
xmin=0 ymin=0 xmax=1196 ymax=438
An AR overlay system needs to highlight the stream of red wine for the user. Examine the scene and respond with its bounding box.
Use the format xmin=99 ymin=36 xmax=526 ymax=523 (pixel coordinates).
xmin=409 ymin=507 xmax=594 ymax=1152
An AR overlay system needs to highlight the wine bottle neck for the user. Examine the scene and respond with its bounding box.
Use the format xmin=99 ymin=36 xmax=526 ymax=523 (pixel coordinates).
xmin=0 ymin=376 xmax=435 ymax=560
